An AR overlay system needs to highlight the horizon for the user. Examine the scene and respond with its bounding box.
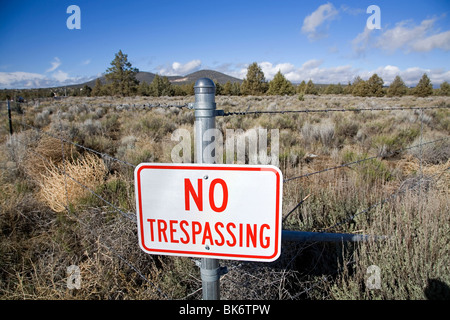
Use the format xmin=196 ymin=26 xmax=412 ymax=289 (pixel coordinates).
xmin=1 ymin=0 xmax=449 ymax=89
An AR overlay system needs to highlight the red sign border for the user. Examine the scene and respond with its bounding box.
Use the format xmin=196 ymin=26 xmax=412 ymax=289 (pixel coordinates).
xmin=135 ymin=164 xmax=282 ymax=261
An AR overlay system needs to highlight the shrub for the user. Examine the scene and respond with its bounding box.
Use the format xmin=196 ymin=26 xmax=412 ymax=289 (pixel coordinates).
xmin=79 ymin=118 xmax=103 ymax=136
xmin=407 ymin=135 xmax=450 ymax=165
xmin=414 ymin=73 xmax=433 ymax=97
xmin=39 ymin=153 xmax=107 ymax=212
xmin=267 ymin=71 xmax=295 ymax=95
xmin=34 ymin=109 xmax=52 ymax=128
xmin=302 ymin=120 xmax=335 ymax=147
xmin=387 ymin=75 xmax=407 ymax=97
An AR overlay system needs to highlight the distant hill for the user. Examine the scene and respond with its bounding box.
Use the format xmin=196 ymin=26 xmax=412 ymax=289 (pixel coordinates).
xmin=75 ymin=69 xmax=242 ymax=89
xmin=169 ymin=70 xmax=243 ymax=85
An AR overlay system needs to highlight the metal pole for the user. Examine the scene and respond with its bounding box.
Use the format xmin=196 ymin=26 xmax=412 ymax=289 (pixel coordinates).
xmin=7 ymin=100 xmax=13 ymax=135
xmin=282 ymin=230 xmax=386 ymax=242
xmin=193 ymin=78 xmax=220 ymax=300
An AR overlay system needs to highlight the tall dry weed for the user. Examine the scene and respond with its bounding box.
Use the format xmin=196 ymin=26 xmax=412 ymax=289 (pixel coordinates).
xmin=22 ymin=135 xmax=74 ymax=182
xmin=329 ymin=162 xmax=449 ymax=299
xmin=39 ymin=153 xmax=107 ymax=212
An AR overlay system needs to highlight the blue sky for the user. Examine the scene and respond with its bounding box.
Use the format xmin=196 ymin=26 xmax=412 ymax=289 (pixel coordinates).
xmin=0 ymin=0 xmax=449 ymax=88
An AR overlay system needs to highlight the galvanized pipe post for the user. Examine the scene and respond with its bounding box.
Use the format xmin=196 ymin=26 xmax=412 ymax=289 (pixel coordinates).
xmin=7 ymin=100 xmax=13 ymax=136
xmin=193 ymin=78 xmax=221 ymax=300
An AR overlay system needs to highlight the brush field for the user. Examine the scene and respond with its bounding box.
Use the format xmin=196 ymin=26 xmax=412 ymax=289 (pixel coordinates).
xmin=1 ymin=94 xmax=449 ymax=300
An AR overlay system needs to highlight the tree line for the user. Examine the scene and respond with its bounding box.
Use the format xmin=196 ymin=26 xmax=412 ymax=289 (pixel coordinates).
xmin=2 ymin=51 xmax=449 ymax=101
xmin=237 ymin=62 xmax=449 ymax=98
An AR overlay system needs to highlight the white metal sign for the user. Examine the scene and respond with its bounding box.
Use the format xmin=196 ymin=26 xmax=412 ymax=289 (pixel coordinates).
xmin=134 ymin=163 xmax=283 ymax=262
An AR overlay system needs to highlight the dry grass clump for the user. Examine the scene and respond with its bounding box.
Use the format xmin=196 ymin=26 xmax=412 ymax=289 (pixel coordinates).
xmin=22 ymin=135 xmax=75 ymax=182
xmin=39 ymin=153 xmax=107 ymax=212
xmin=407 ymin=135 xmax=450 ymax=165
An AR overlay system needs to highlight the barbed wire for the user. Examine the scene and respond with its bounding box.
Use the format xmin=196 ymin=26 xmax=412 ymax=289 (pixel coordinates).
xmin=283 ymin=137 xmax=449 ymax=183
xmin=20 ymin=121 xmax=136 ymax=169
xmin=1 ymin=99 xmax=191 ymax=108
xmin=68 ymin=211 xmax=169 ymax=299
xmin=319 ymin=165 xmax=449 ymax=233
xmin=221 ymin=105 xmax=450 ymax=116
xmin=16 ymin=117 xmax=450 ymax=238
xmin=85 ymin=102 xmax=191 ymax=111
xmin=282 ymin=136 xmax=448 ymax=235
xmin=13 ymin=134 xmax=136 ymax=222
xmin=10 ymin=134 xmax=169 ymax=298
xmin=3 ymin=99 xmax=449 ymax=299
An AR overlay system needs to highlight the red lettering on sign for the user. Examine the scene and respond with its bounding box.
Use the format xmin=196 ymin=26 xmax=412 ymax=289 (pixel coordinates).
xmin=184 ymin=179 xmax=203 ymax=211
xmin=202 ymin=222 xmax=214 ymax=245
xmin=214 ymin=222 xmax=225 ymax=246
xmin=192 ymin=221 xmax=202 ymax=244
xmin=184 ymin=178 xmax=229 ymax=213
xmin=260 ymin=224 xmax=270 ymax=248
xmin=169 ymin=220 xmax=179 ymax=244
xmin=226 ymin=223 xmax=236 ymax=246
xmin=209 ymin=178 xmax=228 ymax=212
xmin=147 ymin=219 xmax=156 ymax=241
xmin=145 ymin=219 xmax=273 ymax=251
xmin=239 ymin=223 xmax=243 ymax=247
xmin=179 ymin=220 xmax=190 ymax=244
xmin=246 ymin=224 xmax=257 ymax=248
xmin=157 ymin=220 xmax=168 ymax=242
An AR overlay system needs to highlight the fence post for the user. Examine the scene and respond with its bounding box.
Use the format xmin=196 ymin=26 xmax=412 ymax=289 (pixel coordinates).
xmin=193 ymin=78 xmax=221 ymax=300
xmin=7 ymin=100 xmax=13 ymax=135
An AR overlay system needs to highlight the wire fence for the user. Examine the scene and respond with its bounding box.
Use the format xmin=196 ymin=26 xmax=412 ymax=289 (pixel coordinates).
xmin=222 ymin=105 xmax=449 ymax=116
xmin=1 ymin=98 xmax=449 ymax=300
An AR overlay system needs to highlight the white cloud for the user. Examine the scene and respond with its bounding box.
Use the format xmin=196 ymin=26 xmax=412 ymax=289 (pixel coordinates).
xmin=339 ymin=4 xmax=364 ymax=16
xmin=399 ymin=67 xmax=450 ymax=86
xmin=0 ymin=70 xmax=95 ymax=89
xmin=81 ymin=59 xmax=91 ymax=65
xmin=234 ymin=61 xmax=449 ymax=86
xmin=353 ymin=17 xmax=450 ymax=55
xmin=352 ymin=65 xmax=450 ymax=87
xmin=51 ymin=70 xmax=70 ymax=82
xmin=411 ymin=30 xmax=450 ymax=52
xmin=352 ymin=27 xmax=374 ymax=57
xmin=301 ymin=2 xmax=339 ymax=40
xmin=376 ymin=19 xmax=433 ymax=53
xmin=46 ymin=57 xmax=61 ymax=72
xmin=302 ymin=59 xmax=323 ymax=69
xmin=259 ymin=62 xmax=296 ymax=80
xmin=0 ymin=71 xmax=46 ymax=88
xmin=237 ymin=60 xmax=357 ymax=84
xmin=158 ymin=59 xmax=202 ymax=76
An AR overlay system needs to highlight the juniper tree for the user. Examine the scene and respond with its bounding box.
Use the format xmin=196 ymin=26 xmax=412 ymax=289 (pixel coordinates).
xmin=297 ymin=80 xmax=306 ymax=94
xmin=241 ymin=62 xmax=268 ymax=95
xmin=267 ymin=70 xmax=295 ymax=95
xmin=105 ymin=50 xmax=139 ymax=96
xmin=352 ymin=76 xmax=368 ymax=97
xmin=439 ymin=81 xmax=450 ymax=96
xmin=231 ymin=82 xmax=241 ymax=96
xmin=366 ymin=73 xmax=384 ymax=97
xmin=414 ymin=73 xmax=433 ymax=97
xmin=138 ymin=81 xmax=150 ymax=96
xmin=222 ymin=81 xmax=232 ymax=95
xmin=149 ymin=75 xmax=173 ymax=97
xmin=324 ymin=83 xmax=344 ymax=94
xmin=305 ymin=79 xmax=318 ymax=95
xmin=91 ymin=78 xmax=104 ymax=96
xmin=387 ymin=75 xmax=407 ymax=97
